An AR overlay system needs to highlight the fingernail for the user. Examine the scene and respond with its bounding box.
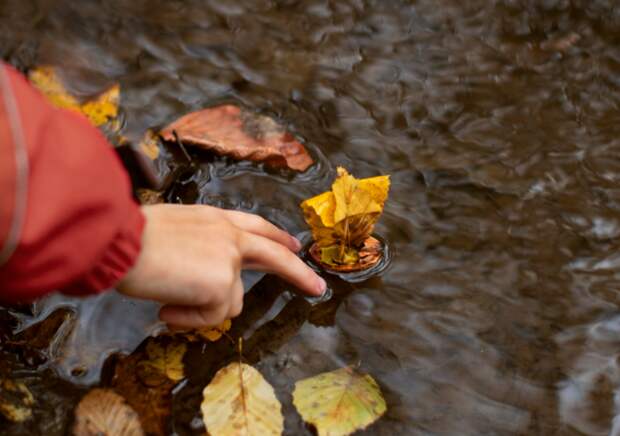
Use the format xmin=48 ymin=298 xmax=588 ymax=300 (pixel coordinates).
xmin=316 ymin=277 xmax=327 ymax=295
xmin=291 ymin=236 xmax=303 ymax=252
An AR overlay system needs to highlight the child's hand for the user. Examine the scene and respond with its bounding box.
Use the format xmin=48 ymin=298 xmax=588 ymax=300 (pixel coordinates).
xmin=118 ymin=204 xmax=326 ymax=328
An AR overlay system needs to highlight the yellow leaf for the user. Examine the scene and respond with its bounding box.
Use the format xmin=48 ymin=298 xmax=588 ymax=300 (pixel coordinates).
xmin=301 ymin=167 xmax=390 ymax=265
xmin=292 ymin=367 xmax=387 ymax=436
xmin=137 ymin=341 xmax=186 ymax=386
xmin=136 ymin=188 xmax=164 ymax=205
xmin=320 ymin=245 xmax=359 ymax=266
xmin=0 ymin=379 xmax=34 ymax=423
xmin=29 ymin=66 xmax=119 ymax=127
xmin=196 ymin=319 xmax=231 ymax=342
xmin=80 ymin=84 xmax=119 ymax=126
xmin=303 ymin=191 xmax=337 ymax=228
xmin=201 ymin=362 xmax=283 ymax=436
xmin=73 ymin=389 xmax=143 ymax=436
xmin=332 ymin=168 xmax=383 ymax=223
xmin=28 ymin=66 xmax=79 ymax=109
xmin=138 ymin=130 xmax=160 ymax=160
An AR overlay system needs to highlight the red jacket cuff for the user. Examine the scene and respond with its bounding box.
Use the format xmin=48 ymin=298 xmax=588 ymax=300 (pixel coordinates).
xmin=61 ymin=205 xmax=145 ymax=296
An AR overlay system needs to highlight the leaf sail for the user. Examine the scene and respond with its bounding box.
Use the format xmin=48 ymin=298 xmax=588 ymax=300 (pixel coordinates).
xmin=301 ymin=167 xmax=390 ymax=266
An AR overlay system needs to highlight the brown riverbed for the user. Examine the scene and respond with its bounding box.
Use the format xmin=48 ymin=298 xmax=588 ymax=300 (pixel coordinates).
xmin=3 ymin=1 xmax=620 ymax=435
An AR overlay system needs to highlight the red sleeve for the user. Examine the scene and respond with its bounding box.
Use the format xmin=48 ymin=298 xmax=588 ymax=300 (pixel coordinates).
xmin=0 ymin=63 xmax=145 ymax=303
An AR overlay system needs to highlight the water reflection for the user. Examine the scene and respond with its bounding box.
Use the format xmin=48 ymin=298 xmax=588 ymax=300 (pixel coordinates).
xmin=20 ymin=292 xmax=162 ymax=385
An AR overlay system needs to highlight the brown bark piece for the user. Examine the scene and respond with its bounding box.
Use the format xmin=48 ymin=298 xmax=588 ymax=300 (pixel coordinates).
xmin=159 ymin=105 xmax=313 ymax=171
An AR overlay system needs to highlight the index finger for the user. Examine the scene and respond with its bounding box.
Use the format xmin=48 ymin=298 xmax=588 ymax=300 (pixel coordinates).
xmin=239 ymin=231 xmax=326 ymax=297
xmin=223 ymin=209 xmax=301 ymax=252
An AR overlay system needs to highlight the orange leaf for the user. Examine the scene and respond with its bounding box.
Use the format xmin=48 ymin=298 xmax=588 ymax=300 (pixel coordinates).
xmin=159 ymin=105 xmax=313 ymax=171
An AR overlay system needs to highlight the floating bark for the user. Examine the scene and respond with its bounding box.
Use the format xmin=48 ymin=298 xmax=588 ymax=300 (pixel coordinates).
xmin=159 ymin=105 xmax=313 ymax=171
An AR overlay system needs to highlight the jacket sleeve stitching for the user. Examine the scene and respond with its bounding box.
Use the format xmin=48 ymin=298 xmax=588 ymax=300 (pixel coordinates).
xmin=0 ymin=65 xmax=29 ymax=267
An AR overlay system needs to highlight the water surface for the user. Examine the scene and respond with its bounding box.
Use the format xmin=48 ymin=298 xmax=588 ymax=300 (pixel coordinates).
xmin=3 ymin=1 xmax=620 ymax=434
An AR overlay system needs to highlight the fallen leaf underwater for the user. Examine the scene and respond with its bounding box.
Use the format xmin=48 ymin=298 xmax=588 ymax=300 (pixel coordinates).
xmin=136 ymin=341 xmax=186 ymax=386
xmin=293 ymin=367 xmax=387 ymax=436
xmin=29 ymin=66 xmax=119 ymax=128
xmin=201 ymin=362 xmax=284 ymax=436
xmin=73 ymin=389 xmax=143 ymax=436
xmin=0 ymin=379 xmax=34 ymax=423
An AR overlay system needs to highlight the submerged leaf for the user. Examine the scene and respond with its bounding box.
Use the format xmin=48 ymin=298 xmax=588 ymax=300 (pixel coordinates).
xmin=136 ymin=188 xmax=164 ymax=205
xmin=80 ymin=84 xmax=120 ymax=126
xmin=0 ymin=379 xmax=34 ymax=423
xmin=29 ymin=66 xmax=119 ymax=127
xmin=171 ymin=319 xmax=232 ymax=342
xmin=159 ymin=104 xmax=313 ymax=171
xmin=292 ymin=367 xmax=387 ymax=436
xmin=319 ymin=245 xmax=359 ymax=266
xmin=196 ymin=319 xmax=232 ymax=342
xmin=136 ymin=341 xmax=186 ymax=387
xmin=301 ymin=167 xmax=390 ymax=266
xmin=73 ymin=389 xmax=143 ymax=436
xmin=111 ymin=343 xmax=176 ymax=436
xmin=138 ymin=130 xmax=160 ymax=160
xmin=201 ymin=362 xmax=283 ymax=435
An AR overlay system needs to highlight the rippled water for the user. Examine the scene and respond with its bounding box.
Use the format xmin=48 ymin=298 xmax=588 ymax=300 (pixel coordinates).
xmin=4 ymin=0 xmax=620 ymax=434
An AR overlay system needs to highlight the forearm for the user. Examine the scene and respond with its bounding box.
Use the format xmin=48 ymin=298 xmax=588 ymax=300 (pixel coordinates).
xmin=0 ymin=63 xmax=144 ymax=303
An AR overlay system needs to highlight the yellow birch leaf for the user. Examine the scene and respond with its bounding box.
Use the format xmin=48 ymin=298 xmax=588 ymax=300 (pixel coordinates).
xmin=138 ymin=130 xmax=160 ymax=160
xmin=332 ymin=168 xmax=382 ymax=223
xmin=28 ymin=66 xmax=79 ymax=109
xmin=136 ymin=188 xmax=164 ymax=205
xmin=196 ymin=319 xmax=232 ymax=342
xmin=292 ymin=367 xmax=387 ymax=436
xmin=80 ymin=83 xmax=119 ymax=126
xmin=137 ymin=341 xmax=186 ymax=386
xmin=358 ymin=175 xmax=390 ymax=208
xmin=302 ymin=191 xmax=337 ymax=228
xmin=73 ymin=389 xmax=144 ymax=436
xmin=0 ymin=379 xmax=34 ymax=423
xmin=300 ymin=167 xmax=390 ymax=265
xmin=29 ymin=66 xmax=119 ymax=127
xmin=201 ymin=362 xmax=283 ymax=436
